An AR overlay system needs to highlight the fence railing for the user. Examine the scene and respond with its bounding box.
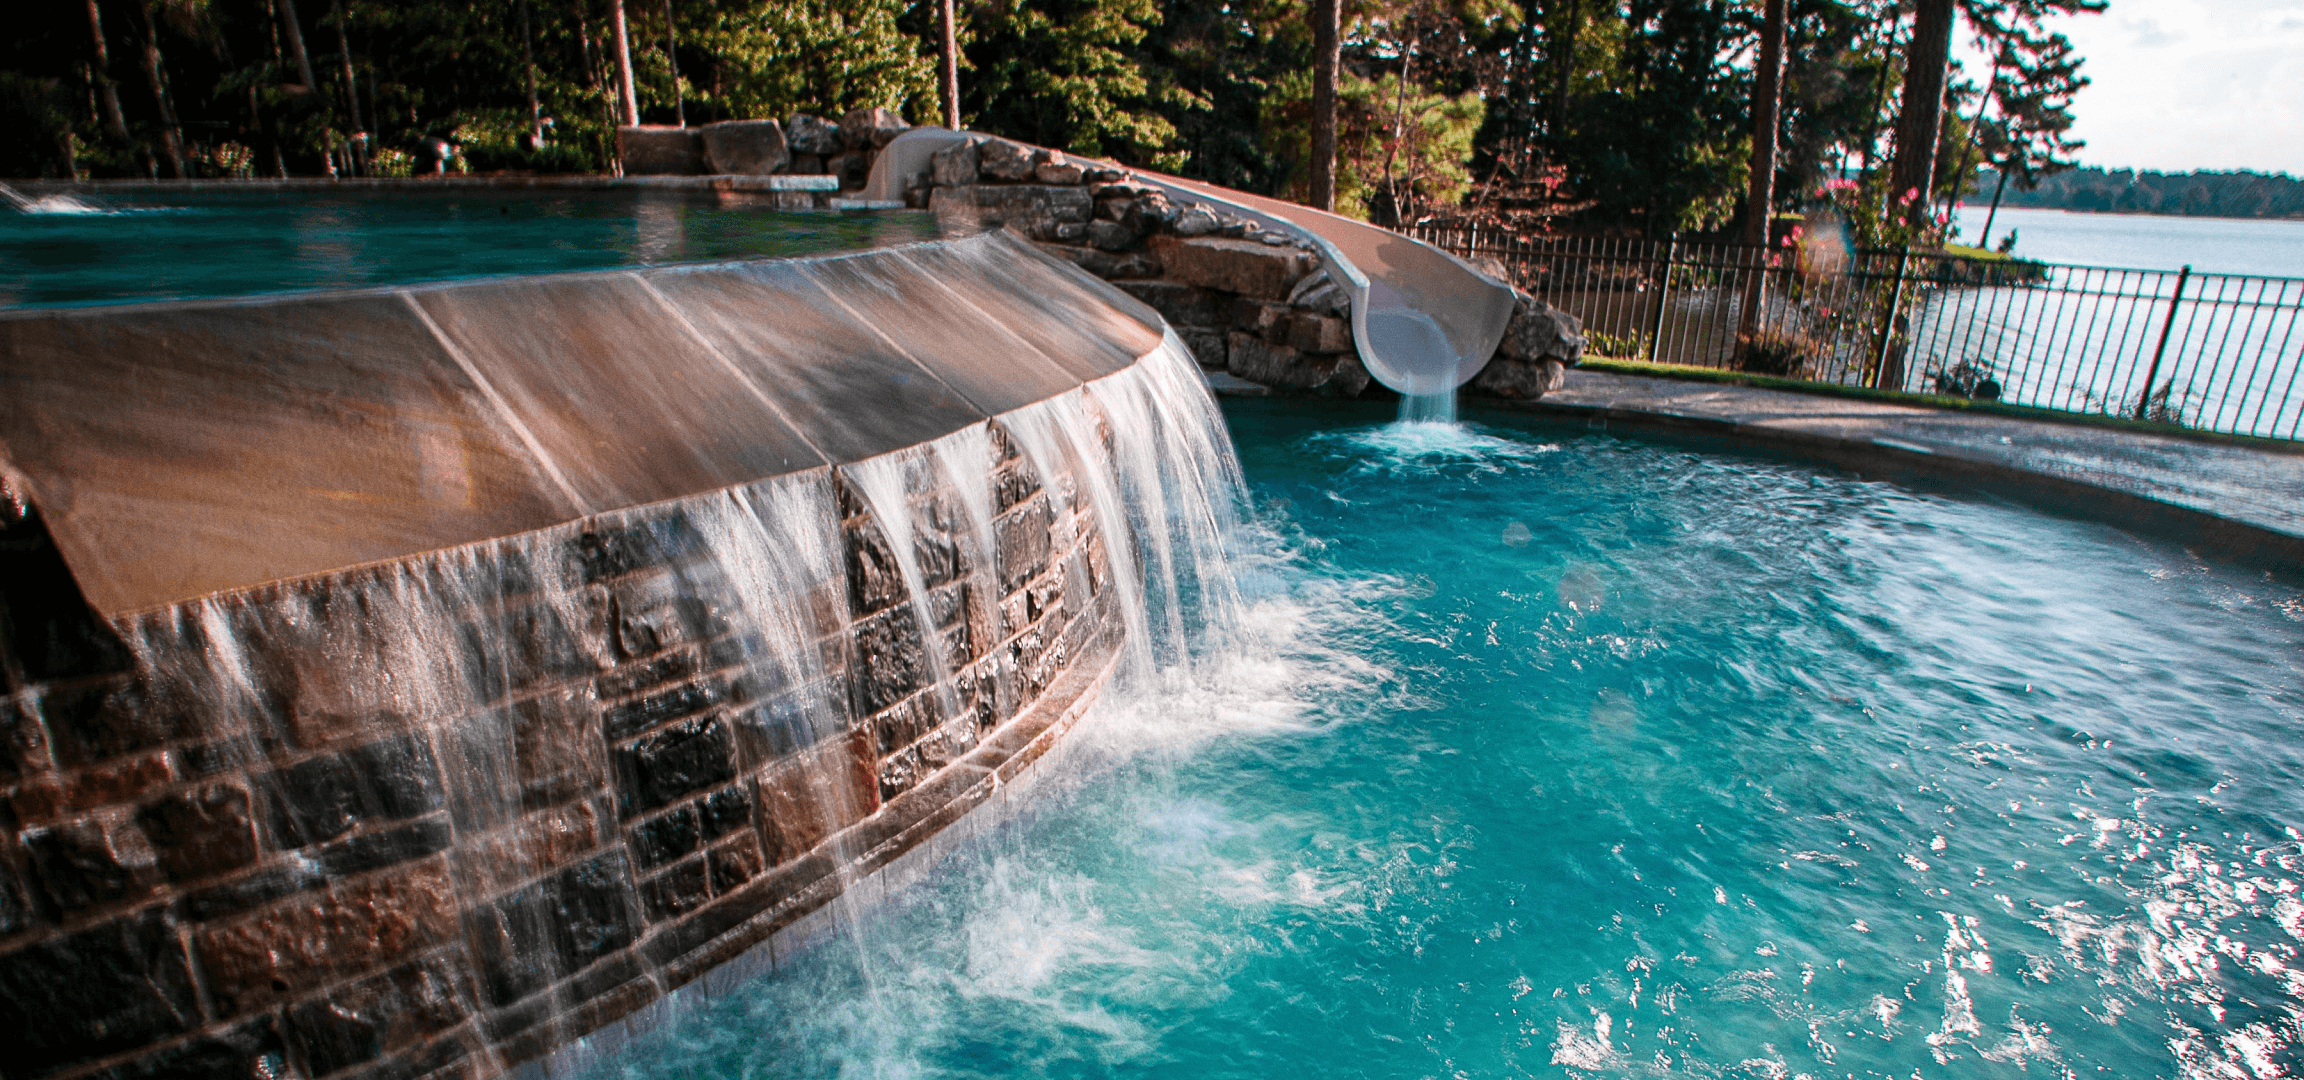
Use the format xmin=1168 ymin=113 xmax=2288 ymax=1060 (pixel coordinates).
xmin=1408 ymin=224 xmax=2304 ymax=442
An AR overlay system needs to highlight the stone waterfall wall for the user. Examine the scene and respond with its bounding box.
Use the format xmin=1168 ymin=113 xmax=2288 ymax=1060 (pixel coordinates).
xmin=0 ymin=376 xmax=1129 ymax=1077
xmin=0 ymin=184 xmax=1275 ymax=1080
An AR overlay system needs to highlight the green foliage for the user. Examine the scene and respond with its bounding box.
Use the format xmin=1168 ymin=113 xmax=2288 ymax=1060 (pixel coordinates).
xmin=962 ymin=0 xmax=1188 ymax=167
xmin=0 ymin=0 xmax=2106 ymax=260
xmin=1139 ymin=0 xmax=1307 ymax=193
xmin=1260 ymin=67 xmax=1484 ymax=220
xmin=1985 ymin=167 xmax=2304 ymax=220
xmin=690 ymin=0 xmax=935 ymax=123
xmin=1546 ymin=0 xmax=1755 ymax=235
xmin=370 ymin=146 xmax=415 ymax=177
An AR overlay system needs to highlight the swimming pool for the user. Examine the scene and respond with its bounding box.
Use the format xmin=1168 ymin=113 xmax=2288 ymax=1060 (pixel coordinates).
xmin=0 ymin=189 xmax=938 ymax=308
xmin=461 ymin=401 xmax=2304 ymax=1078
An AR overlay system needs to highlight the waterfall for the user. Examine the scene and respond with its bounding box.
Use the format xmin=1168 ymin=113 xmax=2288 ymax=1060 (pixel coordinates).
xmin=1001 ymin=331 xmax=1251 ymax=689
xmin=1 ymin=181 xmax=98 ymax=214
xmin=1399 ymin=390 xmax=1458 ymax=423
xmin=2 ymin=299 xmax=1257 ymax=1080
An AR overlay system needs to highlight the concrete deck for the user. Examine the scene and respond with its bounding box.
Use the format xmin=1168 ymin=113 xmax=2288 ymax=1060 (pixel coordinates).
xmin=1506 ymin=369 xmax=2304 ymax=569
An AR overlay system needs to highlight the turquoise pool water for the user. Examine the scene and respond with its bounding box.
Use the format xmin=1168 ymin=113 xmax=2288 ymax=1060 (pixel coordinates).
xmin=0 ymin=190 xmax=938 ymax=308
xmin=583 ymin=400 xmax=2304 ymax=1080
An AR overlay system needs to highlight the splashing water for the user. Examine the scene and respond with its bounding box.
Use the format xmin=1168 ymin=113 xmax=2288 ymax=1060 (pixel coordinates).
xmin=1399 ymin=389 xmax=1458 ymax=423
xmin=573 ymin=392 xmax=2304 ymax=1080
xmin=0 ymin=182 xmax=99 ymax=215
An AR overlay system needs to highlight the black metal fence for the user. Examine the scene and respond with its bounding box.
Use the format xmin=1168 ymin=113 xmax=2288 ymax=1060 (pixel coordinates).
xmin=1409 ymin=225 xmax=2304 ymax=442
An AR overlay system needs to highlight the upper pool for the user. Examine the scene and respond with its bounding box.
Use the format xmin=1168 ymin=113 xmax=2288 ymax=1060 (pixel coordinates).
xmin=569 ymin=398 xmax=2304 ymax=1080
xmin=0 ymin=188 xmax=939 ymax=309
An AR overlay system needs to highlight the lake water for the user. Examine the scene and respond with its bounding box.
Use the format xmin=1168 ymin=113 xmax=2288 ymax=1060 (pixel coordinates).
xmin=577 ymin=401 xmax=2304 ymax=1080
xmin=1952 ymin=204 xmax=2304 ymax=280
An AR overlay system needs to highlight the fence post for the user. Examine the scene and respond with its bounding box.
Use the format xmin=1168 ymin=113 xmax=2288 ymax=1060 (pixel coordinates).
xmin=1870 ymin=245 xmax=1912 ymax=390
xmin=2134 ymin=264 xmax=2192 ymax=420
xmin=1645 ymin=234 xmax=1678 ymax=364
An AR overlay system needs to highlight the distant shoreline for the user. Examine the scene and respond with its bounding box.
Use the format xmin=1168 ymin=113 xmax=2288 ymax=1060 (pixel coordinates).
xmin=1968 ymin=167 xmax=2304 ymax=223
xmin=1955 ymin=202 xmax=2304 ymax=226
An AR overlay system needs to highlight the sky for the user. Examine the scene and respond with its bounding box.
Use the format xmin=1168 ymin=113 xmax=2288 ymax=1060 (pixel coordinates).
xmin=1954 ymin=0 xmax=2304 ymax=176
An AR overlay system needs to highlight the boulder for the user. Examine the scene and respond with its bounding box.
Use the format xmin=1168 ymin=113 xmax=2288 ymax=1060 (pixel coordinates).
xmin=1088 ymin=181 xmax=1156 ymax=199
xmin=838 ymin=106 xmax=910 ymax=150
xmin=784 ymin=113 xmax=843 ymax=156
xmin=1282 ymin=311 xmax=1351 ymax=354
xmin=1287 ymin=270 xmax=1350 ymax=317
xmin=1468 ymin=357 xmax=1568 ymax=400
xmin=1151 ymin=236 xmax=1317 ymax=301
xmin=1031 ymin=242 xmax=1162 ymax=279
xmin=1034 ymin=153 xmax=1087 ymax=185
xmin=1112 ymin=281 xmax=1218 ymax=326
xmin=617 ymin=125 xmax=705 ymax=175
xmin=1330 ymin=354 xmax=1375 ymax=397
xmin=1170 ymin=206 xmax=1221 ymax=237
xmin=826 ymin=151 xmax=871 ymax=190
xmin=789 ymin=152 xmax=825 ymax=175
xmin=1497 ymin=288 xmax=1587 ymax=364
xmin=1120 ymin=195 xmax=1176 ymax=236
xmin=976 ymin=138 xmax=1039 ymax=181
xmin=1173 ymin=327 xmax=1229 ymax=369
xmin=1087 ymin=220 xmax=1136 ymax=252
xmin=698 ymin=120 xmax=788 ymax=176
xmin=1228 ymin=332 xmax=1369 ymax=395
xmin=930 ymin=141 xmax=980 ymax=187
xmin=1244 ymin=301 xmax=1290 ymax=339
xmin=929 ymin=185 xmax=1094 ymax=240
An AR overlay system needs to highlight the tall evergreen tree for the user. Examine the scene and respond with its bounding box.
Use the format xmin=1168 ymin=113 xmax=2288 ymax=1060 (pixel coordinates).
xmin=963 ymin=0 xmax=1185 ymax=165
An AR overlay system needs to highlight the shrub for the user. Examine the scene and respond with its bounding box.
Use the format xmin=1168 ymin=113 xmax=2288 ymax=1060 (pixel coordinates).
xmin=1738 ymin=328 xmax=1830 ymax=380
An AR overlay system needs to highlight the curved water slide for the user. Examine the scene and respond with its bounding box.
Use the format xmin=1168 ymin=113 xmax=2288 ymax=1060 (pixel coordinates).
xmin=866 ymin=129 xmax=1516 ymax=396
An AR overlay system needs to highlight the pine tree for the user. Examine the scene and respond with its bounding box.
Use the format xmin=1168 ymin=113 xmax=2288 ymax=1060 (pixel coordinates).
xmin=962 ymin=0 xmax=1187 ymax=166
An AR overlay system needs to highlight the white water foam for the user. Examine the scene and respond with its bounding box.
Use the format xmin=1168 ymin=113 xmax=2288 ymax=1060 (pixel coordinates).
xmin=564 ymin=337 xmax=1420 ymax=1079
xmin=1308 ymin=418 xmax=1562 ymax=479
xmin=1 ymin=183 xmax=100 ymax=215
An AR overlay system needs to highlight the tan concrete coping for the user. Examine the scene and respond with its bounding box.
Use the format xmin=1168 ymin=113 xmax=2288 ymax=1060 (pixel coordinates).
xmin=0 ymin=232 xmax=1165 ymax=615
xmin=1523 ymin=369 xmax=2304 ymax=569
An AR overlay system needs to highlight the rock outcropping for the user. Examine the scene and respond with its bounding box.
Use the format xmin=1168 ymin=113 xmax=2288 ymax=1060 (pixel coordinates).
xmin=900 ymin=135 xmax=1584 ymax=400
xmin=619 ymin=107 xmax=914 ymax=190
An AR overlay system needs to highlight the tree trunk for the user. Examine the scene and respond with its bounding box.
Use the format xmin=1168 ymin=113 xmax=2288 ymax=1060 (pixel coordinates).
xmin=82 ymin=0 xmax=130 ymax=143
xmin=661 ymin=0 xmax=683 ymax=126
xmin=127 ymin=0 xmax=186 ymax=178
xmin=1734 ymin=0 xmax=1787 ymax=365
xmin=1979 ymin=165 xmax=2010 ymax=248
xmin=277 ymin=0 xmax=317 ymax=90
xmin=1550 ymin=0 xmax=1578 ymax=139
xmin=331 ymin=2 xmax=361 ymax=133
xmin=609 ymin=0 xmax=639 ymax=126
xmin=1888 ymin=0 xmax=1954 ymax=228
xmin=936 ymin=0 xmax=959 ymax=128
xmin=519 ymin=0 xmax=542 ymax=146
xmin=1308 ymin=0 xmax=1339 ymax=211
xmin=1742 ymin=0 xmax=1786 ymax=247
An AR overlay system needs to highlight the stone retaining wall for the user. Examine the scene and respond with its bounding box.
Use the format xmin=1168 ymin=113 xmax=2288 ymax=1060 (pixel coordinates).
xmin=0 ymin=413 xmax=1124 ymax=1080
xmin=619 ymin=106 xmax=912 ymax=193
xmin=894 ymin=134 xmax=1593 ymax=399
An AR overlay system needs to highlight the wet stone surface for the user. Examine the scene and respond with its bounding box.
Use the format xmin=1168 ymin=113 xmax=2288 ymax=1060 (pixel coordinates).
xmin=0 ymin=413 xmax=1123 ymax=1080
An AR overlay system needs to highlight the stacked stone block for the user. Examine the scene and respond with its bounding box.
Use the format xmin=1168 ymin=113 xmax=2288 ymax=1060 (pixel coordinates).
xmin=620 ymin=106 xmax=914 ymax=191
xmin=0 ymin=415 xmax=1123 ymax=1080
xmin=910 ymin=135 xmax=1588 ymax=398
